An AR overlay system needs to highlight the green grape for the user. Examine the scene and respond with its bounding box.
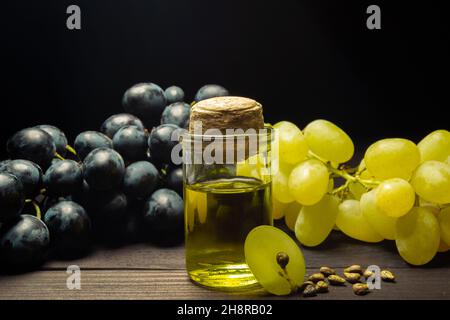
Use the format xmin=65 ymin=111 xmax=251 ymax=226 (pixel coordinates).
xmin=438 ymin=240 xmax=450 ymax=253
xmin=417 ymin=129 xmax=450 ymax=163
xmin=274 ymin=121 xmax=308 ymax=165
xmin=349 ymin=181 xmax=367 ymax=200
xmin=244 ymin=225 xmax=306 ymax=295
xmin=395 ymin=207 xmax=440 ymax=265
xmin=328 ymin=178 xmax=334 ymax=192
xmin=360 ymin=190 xmax=397 ymax=240
xmin=438 ymin=207 xmax=450 ymax=246
xmin=364 ymin=138 xmax=420 ymax=180
xmin=303 ymin=119 xmax=354 ymax=163
xmin=359 ymin=168 xmax=374 ymax=180
xmin=273 ymin=167 xmax=295 ymax=204
xmin=272 ymin=198 xmax=288 ymax=220
xmin=284 ymin=202 xmax=302 ymax=232
xmin=295 ymin=194 xmax=339 ymax=247
xmin=374 ymin=178 xmax=415 ymax=218
xmin=288 ymin=159 xmax=329 ymax=205
xmin=336 ymin=199 xmax=383 ymax=243
xmin=411 ymin=161 xmax=450 ymax=204
xmin=358 ymin=159 xmax=366 ymax=171
xmin=236 ymin=154 xmax=262 ymax=180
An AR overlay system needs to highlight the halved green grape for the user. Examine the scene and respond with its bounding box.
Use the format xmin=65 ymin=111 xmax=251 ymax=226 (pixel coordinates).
xmin=374 ymin=178 xmax=415 ymax=218
xmin=438 ymin=207 xmax=450 ymax=246
xmin=411 ymin=161 xmax=450 ymax=204
xmin=303 ymin=119 xmax=354 ymax=163
xmin=364 ymin=138 xmax=421 ymax=180
xmin=395 ymin=207 xmax=440 ymax=266
xmin=273 ymin=167 xmax=294 ymax=204
xmin=360 ymin=190 xmax=397 ymax=240
xmin=272 ymin=198 xmax=288 ymax=220
xmin=284 ymin=202 xmax=302 ymax=232
xmin=288 ymin=159 xmax=329 ymax=206
xmin=273 ymin=121 xmax=308 ymax=165
xmin=295 ymin=195 xmax=339 ymax=247
xmin=244 ymin=226 xmax=306 ymax=295
xmin=336 ymin=199 xmax=383 ymax=243
xmin=417 ymin=129 xmax=450 ymax=163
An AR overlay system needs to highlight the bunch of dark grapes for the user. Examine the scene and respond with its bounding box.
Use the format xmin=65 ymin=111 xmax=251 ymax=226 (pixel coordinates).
xmin=0 ymin=83 xmax=228 ymax=272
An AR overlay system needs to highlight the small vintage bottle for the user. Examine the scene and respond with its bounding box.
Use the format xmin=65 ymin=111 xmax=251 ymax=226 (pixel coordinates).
xmin=181 ymin=96 xmax=275 ymax=290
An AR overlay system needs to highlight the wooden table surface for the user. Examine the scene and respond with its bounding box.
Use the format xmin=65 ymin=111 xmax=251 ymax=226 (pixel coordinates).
xmin=0 ymin=229 xmax=449 ymax=300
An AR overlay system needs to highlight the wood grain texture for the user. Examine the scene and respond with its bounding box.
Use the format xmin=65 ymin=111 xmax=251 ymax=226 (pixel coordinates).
xmin=0 ymin=269 xmax=449 ymax=300
xmin=0 ymin=231 xmax=449 ymax=300
xmin=40 ymin=230 xmax=450 ymax=270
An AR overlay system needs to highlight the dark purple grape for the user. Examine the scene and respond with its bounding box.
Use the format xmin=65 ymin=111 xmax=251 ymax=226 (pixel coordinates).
xmin=166 ymin=167 xmax=183 ymax=196
xmin=35 ymin=125 xmax=68 ymax=157
xmin=83 ymin=148 xmax=125 ymax=191
xmin=142 ymin=188 xmax=184 ymax=245
xmin=7 ymin=127 xmax=56 ymax=170
xmin=100 ymin=113 xmax=144 ymax=138
xmin=0 ymin=160 xmax=43 ymax=197
xmin=148 ymin=124 xmax=183 ymax=165
xmin=70 ymin=180 xmax=91 ymax=209
xmin=194 ymin=84 xmax=229 ymax=102
xmin=121 ymin=212 xmax=143 ymax=244
xmin=0 ymin=172 xmax=24 ymax=223
xmin=41 ymin=196 xmax=70 ymax=213
xmin=44 ymin=201 xmax=91 ymax=258
xmin=0 ymin=160 xmax=12 ymax=171
xmin=43 ymin=160 xmax=83 ymax=196
xmin=164 ymin=86 xmax=185 ymax=104
xmin=113 ymin=126 xmax=148 ymax=162
xmin=123 ymin=161 xmax=159 ymax=199
xmin=122 ymin=83 xmax=166 ymax=128
xmin=89 ymin=192 xmax=128 ymax=245
xmin=161 ymin=102 xmax=190 ymax=129
xmin=74 ymin=131 xmax=113 ymax=160
xmin=92 ymin=192 xmax=128 ymax=223
xmin=0 ymin=215 xmax=49 ymax=270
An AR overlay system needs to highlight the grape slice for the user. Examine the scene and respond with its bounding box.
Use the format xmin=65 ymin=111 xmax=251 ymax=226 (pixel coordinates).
xmin=244 ymin=225 xmax=306 ymax=295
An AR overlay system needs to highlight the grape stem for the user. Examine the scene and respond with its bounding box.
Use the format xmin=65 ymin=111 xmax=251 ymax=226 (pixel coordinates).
xmin=26 ymin=199 xmax=42 ymax=220
xmin=54 ymin=152 xmax=65 ymax=161
xmin=308 ymin=151 xmax=381 ymax=196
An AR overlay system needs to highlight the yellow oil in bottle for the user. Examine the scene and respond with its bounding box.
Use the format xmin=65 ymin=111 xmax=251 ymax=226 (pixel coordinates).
xmin=185 ymin=176 xmax=272 ymax=290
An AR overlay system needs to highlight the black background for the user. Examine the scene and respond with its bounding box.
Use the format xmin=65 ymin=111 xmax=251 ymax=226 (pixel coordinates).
xmin=1 ymin=0 xmax=448 ymax=159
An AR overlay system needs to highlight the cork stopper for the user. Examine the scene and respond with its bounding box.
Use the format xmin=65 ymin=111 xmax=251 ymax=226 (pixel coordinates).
xmin=189 ymin=96 xmax=264 ymax=133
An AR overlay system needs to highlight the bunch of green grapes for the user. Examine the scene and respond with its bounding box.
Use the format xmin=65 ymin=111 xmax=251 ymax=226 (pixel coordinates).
xmin=271 ymin=120 xmax=450 ymax=266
